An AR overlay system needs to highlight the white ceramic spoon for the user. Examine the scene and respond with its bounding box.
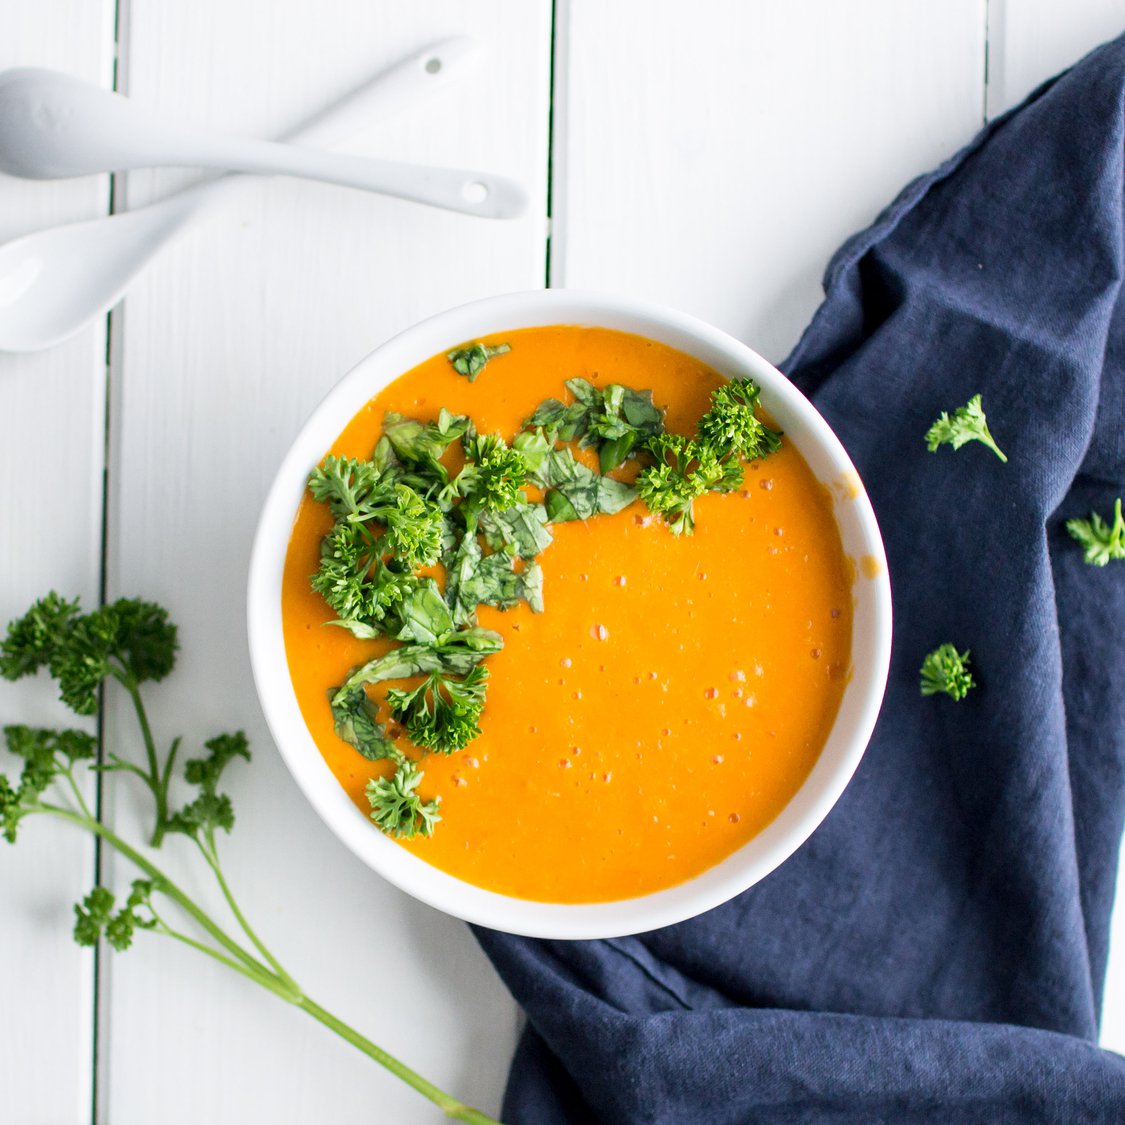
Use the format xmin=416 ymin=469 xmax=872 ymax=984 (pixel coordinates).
xmin=0 ymin=39 xmax=493 ymax=353
xmin=0 ymin=58 xmax=524 ymax=218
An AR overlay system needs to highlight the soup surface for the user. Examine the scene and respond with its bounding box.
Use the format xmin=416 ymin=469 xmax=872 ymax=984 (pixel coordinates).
xmin=282 ymin=326 xmax=853 ymax=902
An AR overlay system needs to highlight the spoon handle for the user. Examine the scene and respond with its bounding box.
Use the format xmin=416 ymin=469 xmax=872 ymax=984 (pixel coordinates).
xmin=142 ymin=39 xmax=519 ymax=220
xmin=281 ymin=38 xmax=480 ymax=150
xmin=165 ymin=139 xmax=524 ymax=219
xmin=142 ymin=39 xmax=486 ymax=220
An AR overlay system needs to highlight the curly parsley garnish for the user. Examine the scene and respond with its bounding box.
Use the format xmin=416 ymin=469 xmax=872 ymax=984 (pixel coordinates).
xmin=635 ymin=378 xmax=780 ymax=535
xmin=1066 ymin=497 xmax=1125 ymax=567
xmin=366 ymin=758 xmax=442 ymax=839
xmin=925 ymin=394 xmax=1007 ymax=462
xmin=919 ymin=644 xmax=976 ymax=701
xmin=697 ymin=377 xmax=784 ymax=461
xmin=388 ymin=665 xmax=489 ymax=756
xmin=447 ymin=432 xmax=529 ymax=515
xmin=305 ymin=362 xmax=784 ymax=837
xmin=74 ymin=881 xmax=160 ymax=952
xmin=636 ymin=436 xmax=720 ymax=536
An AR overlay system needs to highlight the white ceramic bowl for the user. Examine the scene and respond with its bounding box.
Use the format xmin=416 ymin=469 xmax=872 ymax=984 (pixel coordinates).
xmin=248 ymin=289 xmax=892 ymax=939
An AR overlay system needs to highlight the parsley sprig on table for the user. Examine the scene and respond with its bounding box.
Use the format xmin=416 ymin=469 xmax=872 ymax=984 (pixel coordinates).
xmin=0 ymin=595 xmax=498 ymax=1125
xmin=0 ymin=592 xmax=180 ymax=844
xmin=307 ymin=358 xmax=784 ymax=838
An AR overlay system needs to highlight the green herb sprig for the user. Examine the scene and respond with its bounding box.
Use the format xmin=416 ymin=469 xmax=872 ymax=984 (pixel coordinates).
xmin=0 ymin=593 xmax=179 ymax=844
xmin=366 ymin=758 xmax=442 ymax=839
xmin=925 ymin=394 xmax=1007 ymax=462
xmin=527 ymin=378 xmax=664 ymax=473
xmin=636 ymin=377 xmax=781 ymax=536
xmin=388 ymin=665 xmax=489 ymax=755
xmin=447 ymin=342 xmax=510 ymax=382
xmin=919 ymin=643 xmax=976 ymax=701
xmin=1066 ymin=497 xmax=1125 ymax=566
xmin=0 ymin=594 xmax=497 ymax=1125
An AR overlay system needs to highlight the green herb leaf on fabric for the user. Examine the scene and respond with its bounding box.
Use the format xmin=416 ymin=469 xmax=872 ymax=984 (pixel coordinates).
xmin=1066 ymin=497 xmax=1125 ymax=566
xmin=925 ymin=394 xmax=1007 ymax=462
xmin=919 ymin=644 xmax=976 ymax=700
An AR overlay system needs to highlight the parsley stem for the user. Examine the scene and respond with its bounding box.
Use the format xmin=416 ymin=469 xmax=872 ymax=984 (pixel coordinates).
xmin=198 ymin=829 xmax=300 ymax=994
xmin=110 ymin=667 xmax=169 ymax=846
xmin=159 ymin=735 xmax=182 ymax=808
xmin=2 ymin=594 xmax=501 ymax=1121
xmin=980 ymin=432 xmax=1008 ymax=463
xmin=39 ymin=803 xmax=500 ymax=1123
xmin=296 ymin=995 xmax=501 ymax=1125
xmin=103 ymin=753 xmax=160 ymax=796
xmin=154 ymin=848 xmax=499 ymax=1122
xmin=61 ymin=763 xmax=95 ymax=820
xmin=151 ymin=914 xmax=301 ymax=1005
xmin=42 ymin=804 xmax=267 ymax=979
xmin=152 ymin=900 xmax=500 ymax=1121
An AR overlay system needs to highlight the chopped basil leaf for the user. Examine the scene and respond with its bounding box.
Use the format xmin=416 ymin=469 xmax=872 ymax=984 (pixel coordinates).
xmin=447 ymin=342 xmax=511 ymax=381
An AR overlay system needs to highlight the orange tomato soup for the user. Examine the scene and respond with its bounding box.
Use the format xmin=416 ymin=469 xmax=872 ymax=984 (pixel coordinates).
xmin=282 ymin=327 xmax=852 ymax=902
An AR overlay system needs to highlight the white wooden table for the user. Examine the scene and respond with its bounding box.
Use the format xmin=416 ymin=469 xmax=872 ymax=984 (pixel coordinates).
xmin=2 ymin=2 xmax=1123 ymax=1121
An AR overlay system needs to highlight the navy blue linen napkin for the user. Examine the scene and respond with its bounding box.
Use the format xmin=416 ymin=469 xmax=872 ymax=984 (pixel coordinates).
xmin=474 ymin=34 xmax=1125 ymax=1124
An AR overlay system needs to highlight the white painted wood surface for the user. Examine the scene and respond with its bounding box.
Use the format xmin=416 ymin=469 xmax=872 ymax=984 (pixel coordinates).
xmin=554 ymin=0 xmax=988 ymax=364
xmin=986 ymin=0 xmax=1125 ymax=117
xmin=1 ymin=3 xmax=1123 ymax=1122
xmin=0 ymin=3 xmax=115 ymax=1123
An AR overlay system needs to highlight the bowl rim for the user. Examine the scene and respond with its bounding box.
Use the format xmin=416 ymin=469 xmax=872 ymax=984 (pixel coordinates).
xmin=247 ymin=288 xmax=892 ymax=938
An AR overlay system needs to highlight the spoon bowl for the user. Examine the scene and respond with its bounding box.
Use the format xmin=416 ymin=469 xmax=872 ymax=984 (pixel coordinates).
xmin=0 ymin=192 xmax=201 ymax=352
